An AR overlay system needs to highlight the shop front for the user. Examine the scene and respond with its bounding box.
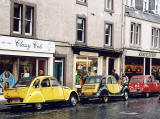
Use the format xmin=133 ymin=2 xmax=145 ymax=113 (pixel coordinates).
xmin=124 ymin=50 xmax=160 ymax=79
xmin=72 ymin=45 xmax=122 ymax=88
xmin=0 ymin=35 xmax=55 ymax=94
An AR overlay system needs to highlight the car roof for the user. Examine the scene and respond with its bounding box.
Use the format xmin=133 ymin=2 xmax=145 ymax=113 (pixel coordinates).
xmin=131 ymin=75 xmax=151 ymax=79
xmin=87 ymin=75 xmax=113 ymax=79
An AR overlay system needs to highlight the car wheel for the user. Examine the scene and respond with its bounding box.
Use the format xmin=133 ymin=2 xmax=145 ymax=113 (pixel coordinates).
xmin=33 ymin=103 xmax=43 ymax=110
xmin=69 ymin=95 xmax=78 ymax=106
xmin=145 ymin=93 xmax=150 ymax=98
xmin=123 ymin=91 xmax=129 ymax=101
xmin=101 ymin=96 xmax=109 ymax=103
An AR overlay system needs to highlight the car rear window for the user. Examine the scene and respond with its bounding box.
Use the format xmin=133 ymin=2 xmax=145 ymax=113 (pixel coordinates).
xmin=15 ymin=77 xmax=35 ymax=87
xmin=85 ymin=78 xmax=101 ymax=84
xmin=130 ymin=78 xmax=142 ymax=82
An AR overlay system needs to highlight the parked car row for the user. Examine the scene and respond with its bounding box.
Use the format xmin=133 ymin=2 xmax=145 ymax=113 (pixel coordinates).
xmin=3 ymin=75 xmax=160 ymax=110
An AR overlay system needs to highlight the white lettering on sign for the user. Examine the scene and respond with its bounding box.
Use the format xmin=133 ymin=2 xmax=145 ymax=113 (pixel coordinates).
xmin=0 ymin=35 xmax=55 ymax=53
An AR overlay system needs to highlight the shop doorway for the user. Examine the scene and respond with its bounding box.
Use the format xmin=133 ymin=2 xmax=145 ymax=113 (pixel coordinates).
xmin=108 ymin=58 xmax=114 ymax=75
xmin=145 ymin=58 xmax=150 ymax=75
xmin=54 ymin=60 xmax=64 ymax=85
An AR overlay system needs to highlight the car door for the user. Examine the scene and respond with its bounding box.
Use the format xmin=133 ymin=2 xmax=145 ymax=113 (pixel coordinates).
xmin=51 ymin=78 xmax=65 ymax=100
xmin=145 ymin=77 xmax=153 ymax=92
xmin=28 ymin=79 xmax=42 ymax=103
xmin=111 ymin=76 xmax=121 ymax=94
xmin=40 ymin=78 xmax=53 ymax=101
xmin=106 ymin=76 xmax=114 ymax=93
xmin=151 ymin=77 xmax=157 ymax=92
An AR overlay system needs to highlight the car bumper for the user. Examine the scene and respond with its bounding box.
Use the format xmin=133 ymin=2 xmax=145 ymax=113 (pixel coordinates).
xmin=80 ymin=94 xmax=99 ymax=99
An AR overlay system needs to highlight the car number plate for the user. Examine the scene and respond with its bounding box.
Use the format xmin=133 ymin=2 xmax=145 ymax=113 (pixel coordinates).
xmin=12 ymin=99 xmax=20 ymax=102
xmin=130 ymin=90 xmax=137 ymax=92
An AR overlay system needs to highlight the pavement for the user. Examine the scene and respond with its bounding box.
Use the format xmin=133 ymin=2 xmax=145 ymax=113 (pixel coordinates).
xmin=0 ymin=95 xmax=5 ymax=102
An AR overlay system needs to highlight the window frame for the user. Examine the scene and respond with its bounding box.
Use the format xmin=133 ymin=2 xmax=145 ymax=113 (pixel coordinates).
xmin=104 ymin=0 xmax=114 ymax=12
xmin=76 ymin=0 xmax=88 ymax=6
xmin=13 ymin=3 xmax=22 ymax=34
xmin=51 ymin=78 xmax=60 ymax=87
xmin=41 ymin=78 xmax=51 ymax=88
xmin=11 ymin=0 xmax=36 ymax=38
xmin=130 ymin=22 xmax=141 ymax=47
xmin=151 ymin=27 xmax=160 ymax=49
xmin=76 ymin=17 xmax=86 ymax=43
xmin=104 ymin=23 xmax=113 ymax=47
xmin=25 ymin=6 xmax=34 ymax=36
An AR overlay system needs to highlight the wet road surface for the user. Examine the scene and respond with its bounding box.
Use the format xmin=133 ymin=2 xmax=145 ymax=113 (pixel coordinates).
xmin=0 ymin=95 xmax=160 ymax=119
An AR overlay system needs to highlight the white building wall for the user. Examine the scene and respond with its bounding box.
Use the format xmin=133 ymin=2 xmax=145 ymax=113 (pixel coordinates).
xmin=125 ymin=16 xmax=160 ymax=51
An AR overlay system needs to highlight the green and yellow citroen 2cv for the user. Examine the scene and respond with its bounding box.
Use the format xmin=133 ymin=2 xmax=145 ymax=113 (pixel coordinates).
xmin=80 ymin=75 xmax=129 ymax=102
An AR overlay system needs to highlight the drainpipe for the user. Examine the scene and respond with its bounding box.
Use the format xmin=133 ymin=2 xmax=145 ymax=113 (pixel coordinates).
xmin=121 ymin=0 xmax=126 ymax=74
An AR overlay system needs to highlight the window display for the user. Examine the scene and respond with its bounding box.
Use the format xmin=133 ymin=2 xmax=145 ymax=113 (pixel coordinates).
xmin=75 ymin=56 xmax=98 ymax=87
xmin=19 ymin=57 xmax=36 ymax=78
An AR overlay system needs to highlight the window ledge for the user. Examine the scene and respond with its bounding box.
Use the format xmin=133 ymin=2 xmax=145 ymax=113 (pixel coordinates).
xmin=129 ymin=44 xmax=141 ymax=49
xmin=150 ymin=47 xmax=160 ymax=50
xmin=104 ymin=44 xmax=113 ymax=49
xmin=104 ymin=9 xmax=114 ymax=13
xmin=11 ymin=32 xmax=35 ymax=39
xmin=76 ymin=1 xmax=88 ymax=6
xmin=75 ymin=41 xmax=87 ymax=46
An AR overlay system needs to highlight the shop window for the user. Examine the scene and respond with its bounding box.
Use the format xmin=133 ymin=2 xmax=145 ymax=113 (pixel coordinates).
xmin=38 ymin=59 xmax=46 ymax=76
xmin=0 ymin=56 xmax=17 ymax=93
xmin=77 ymin=17 xmax=85 ymax=43
xmin=11 ymin=1 xmax=36 ymax=37
xmin=151 ymin=28 xmax=159 ymax=48
xmin=130 ymin=23 xmax=141 ymax=46
xmin=75 ymin=56 xmax=98 ymax=86
xmin=19 ymin=57 xmax=36 ymax=78
xmin=41 ymin=78 xmax=50 ymax=87
xmin=76 ymin=56 xmax=98 ymax=76
xmin=105 ymin=23 xmax=112 ymax=46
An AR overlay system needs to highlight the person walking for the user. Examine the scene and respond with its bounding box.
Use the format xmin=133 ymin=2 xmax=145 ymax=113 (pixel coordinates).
xmin=112 ymin=69 xmax=120 ymax=82
xmin=121 ymin=73 xmax=129 ymax=86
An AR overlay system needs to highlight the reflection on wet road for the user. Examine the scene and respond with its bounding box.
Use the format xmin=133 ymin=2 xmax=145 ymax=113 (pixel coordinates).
xmin=0 ymin=96 xmax=160 ymax=119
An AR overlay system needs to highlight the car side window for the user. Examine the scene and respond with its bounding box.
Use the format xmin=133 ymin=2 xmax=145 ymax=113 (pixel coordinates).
xmin=112 ymin=77 xmax=118 ymax=84
xmin=33 ymin=79 xmax=40 ymax=88
xmin=107 ymin=77 xmax=112 ymax=84
xmin=51 ymin=79 xmax=59 ymax=87
xmin=102 ymin=78 xmax=106 ymax=85
xmin=41 ymin=78 xmax=51 ymax=87
xmin=146 ymin=77 xmax=152 ymax=83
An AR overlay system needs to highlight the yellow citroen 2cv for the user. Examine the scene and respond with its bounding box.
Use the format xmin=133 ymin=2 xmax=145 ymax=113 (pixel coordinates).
xmin=3 ymin=76 xmax=79 ymax=110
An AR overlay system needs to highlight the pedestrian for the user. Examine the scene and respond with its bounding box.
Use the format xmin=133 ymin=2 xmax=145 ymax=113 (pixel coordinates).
xmin=39 ymin=70 xmax=44 ymax=76
xmin=121 ymin=73 xmax=129 ymax=86
xmin=81 ymin=69 xmax=88 ymax=85
xmin=112 ymin=69 xmax=120 ymax=82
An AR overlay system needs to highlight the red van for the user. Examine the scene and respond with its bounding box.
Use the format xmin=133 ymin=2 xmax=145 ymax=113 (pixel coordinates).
xmin=128 ymin=75 xmax=160 ymax=97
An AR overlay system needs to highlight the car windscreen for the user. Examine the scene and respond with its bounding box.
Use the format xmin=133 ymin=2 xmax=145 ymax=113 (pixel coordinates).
xmin=130 ymin=78 xmax=142 ymax=82
xmin=15 ymin=77 xmax=35 ymax=87
xmin=85 ymin=77 xmax=101 ymax=84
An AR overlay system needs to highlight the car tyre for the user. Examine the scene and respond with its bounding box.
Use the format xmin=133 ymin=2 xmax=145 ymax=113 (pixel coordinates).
xmin=145 ymin=92 xmax=150 ymax=98
xmin=33 ymin=103 xmax=43 ymax=110
xmin=123 ymin=91 xmax=129 ymax=101
xmin=69 ymin=95 xmax=78 ymax=106
xmin=101 ymin=96 xmax=109 ymax=103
